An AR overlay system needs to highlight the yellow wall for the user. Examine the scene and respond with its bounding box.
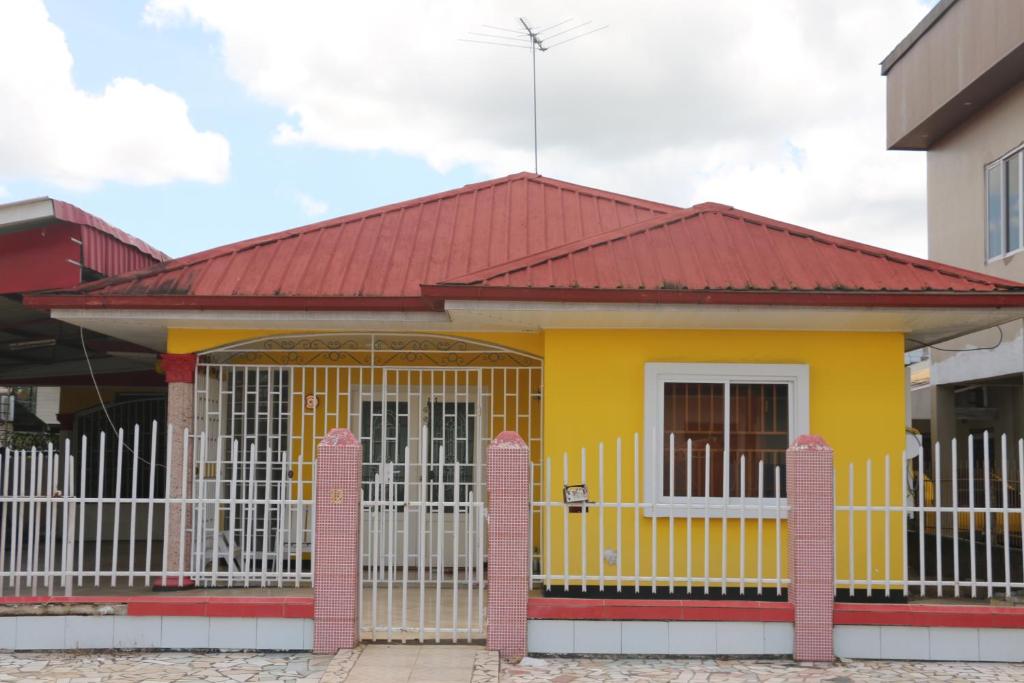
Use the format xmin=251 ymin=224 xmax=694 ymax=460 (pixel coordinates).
xmin=542 ymin=329 xmax=906 ymax=589
xmin=171 ymin=326 xmax=906 ymax=589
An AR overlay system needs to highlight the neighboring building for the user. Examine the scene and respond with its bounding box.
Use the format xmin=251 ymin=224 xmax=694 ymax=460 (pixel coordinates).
xmin=0 ymin=197 xmax=169 ymax=449
xmin=883 ymin=0 xmax=1024 ymax=451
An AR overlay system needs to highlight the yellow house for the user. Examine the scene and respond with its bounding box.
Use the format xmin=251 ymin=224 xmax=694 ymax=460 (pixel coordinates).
xmin=28 ymin=173 xmax=1024 ymax=609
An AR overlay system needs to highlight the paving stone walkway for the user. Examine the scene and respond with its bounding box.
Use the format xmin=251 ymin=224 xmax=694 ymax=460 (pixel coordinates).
xmin=0 ymin=651 xmax=332 ymax=682
xmin=502 ymin=655 xmax=1024 ymax=682
xmin=0 ymin=650 xmax=1022 ymax=681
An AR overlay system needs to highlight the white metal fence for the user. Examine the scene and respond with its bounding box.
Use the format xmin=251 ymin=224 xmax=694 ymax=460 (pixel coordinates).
xmin=533 ymin=431 xmax=1024 ymax=603
xmin=531 ymin=433 xmax=789 ymax=597
xmin=0 ymin=422 xmax=314 ymax=597
xmin=839 ymin=432 xmax=1024 ymax=599
xmin=360 ymin=426 xmax=487 ymax=642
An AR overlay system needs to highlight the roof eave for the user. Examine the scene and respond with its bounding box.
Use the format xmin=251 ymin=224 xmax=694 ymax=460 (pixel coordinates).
xmin=27 ymin=287 xmax=1024 ymax=313
xmin=24 ymin=294 xmax=444 ymax=312
xmin=422 ymin=285 xmax=1024 ymax=309
xmin=880 ymin=0 xmax=958 ymax=75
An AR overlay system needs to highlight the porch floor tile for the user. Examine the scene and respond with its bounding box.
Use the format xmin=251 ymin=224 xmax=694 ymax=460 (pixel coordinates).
xmin=342 ymin=644 xmax=487 ymax=683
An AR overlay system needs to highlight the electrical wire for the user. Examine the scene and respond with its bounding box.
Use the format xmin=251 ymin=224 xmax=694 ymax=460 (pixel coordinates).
xmin=908 ymin=325 xmax=1004 ymax=353
xmin=80 ymin=326 xmax=162 ymax=468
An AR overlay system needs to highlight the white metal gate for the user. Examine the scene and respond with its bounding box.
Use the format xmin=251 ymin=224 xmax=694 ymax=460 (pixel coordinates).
xmin=362 ymin=426 xmax=487 ymax=641
xmin=192 ymin=333 xmax=542 ymax=634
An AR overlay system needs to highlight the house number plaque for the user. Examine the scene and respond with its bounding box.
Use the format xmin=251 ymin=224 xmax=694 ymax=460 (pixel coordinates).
xmin=563 ymin=483 xmax=592 ymax=513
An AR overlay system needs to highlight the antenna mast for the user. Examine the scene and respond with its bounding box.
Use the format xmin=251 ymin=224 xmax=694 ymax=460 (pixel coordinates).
xmin=520 ymin=18 xmax=541 ymax=174
xmin=462 ymin=17 xmax=608 ymax=174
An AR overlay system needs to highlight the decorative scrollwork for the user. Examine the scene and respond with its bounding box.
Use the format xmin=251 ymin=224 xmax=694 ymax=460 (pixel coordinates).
xmin=200 ymin=333 xmax=541 ymax=369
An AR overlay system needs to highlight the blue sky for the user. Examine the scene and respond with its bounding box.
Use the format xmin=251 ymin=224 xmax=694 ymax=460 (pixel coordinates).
xmin=4 ymin=1 xmax=481 ymax=257
xmin=0 ymin=1 xmax=936 ymax=259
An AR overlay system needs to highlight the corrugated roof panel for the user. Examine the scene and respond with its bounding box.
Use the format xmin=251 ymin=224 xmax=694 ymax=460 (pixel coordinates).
xmin=55 ymin=200 xmax=168 ymax=265
xmin=450 ymin=202 xmax=1024 ymax=294
xmin=49 ymin=173 xmax=1024 ymax=305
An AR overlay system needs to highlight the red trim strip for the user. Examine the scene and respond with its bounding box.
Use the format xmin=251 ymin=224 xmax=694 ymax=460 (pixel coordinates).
xmin=25 ymin=288 xmax=1024 ymax=312
xmin=834 ymin=602 xmax=1024 ymax=629
xmin=425 ymin=285 xmax=1024 ymax=309
xmin=527 ymin=597 xmax=793 ymax=622
xmin=0 ymin=595 xmax=313 ymax=619
xmin=529 ymin=599 xmax=1024 ymax=629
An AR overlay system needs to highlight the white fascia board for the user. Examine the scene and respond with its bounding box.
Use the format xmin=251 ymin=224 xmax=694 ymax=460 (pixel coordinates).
xmin=49 ymin=308 xmax=457 ymax=352
xmin=0 ymin=197 xmax=54 ymax=232
xmin=51 ymin=308 xmax=452 ymax=327
xmin=444 ymin=299 xmax=1024 ymax=347
xmin=47 ymin=301 xmax=1024 ymax=354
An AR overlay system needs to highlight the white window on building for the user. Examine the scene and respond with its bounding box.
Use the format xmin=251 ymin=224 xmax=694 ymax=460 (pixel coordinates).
xmin=643 ymin=363 xmax=809 ymax=517
xmin=986 ymin=148 xmax=1023 ymax=260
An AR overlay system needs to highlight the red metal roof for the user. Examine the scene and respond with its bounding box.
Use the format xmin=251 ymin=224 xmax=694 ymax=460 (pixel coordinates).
xmin=26 ymin=174 xmax=1024 ymax=311
xmin=51 ymin=199 xmax=169 ymax=266
xmin=51 ymin=173 xmax=672 ymax=300
xmin=441 ymin=202 xmax=1022 ymax=293
xmin=0 ymin=198 xmax=168 ymax=295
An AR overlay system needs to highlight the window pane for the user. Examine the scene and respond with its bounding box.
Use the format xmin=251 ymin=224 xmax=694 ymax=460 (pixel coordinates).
xmin=428 ymin=401 xmax=476 ymax=504
xmin=360 ymin=400 xmax=408 ymax=501
xmin=1008 ymin=153 xmax=1021 ymax=252
xmin=730 ymin=383 xmax=789 ymax=497
xmin=988 ymin=163 xmax=1004 ymax=258
xmin=663 ymin=382 xmax=724 ymax=496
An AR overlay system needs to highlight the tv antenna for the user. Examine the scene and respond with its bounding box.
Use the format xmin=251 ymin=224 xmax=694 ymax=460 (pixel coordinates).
xmin=462 ymin=18 xmax=608 ymax=174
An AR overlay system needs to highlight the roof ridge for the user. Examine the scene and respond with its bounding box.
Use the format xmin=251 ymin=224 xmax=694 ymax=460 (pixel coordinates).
xmin=70 ymin=172 xmax=677 ymax=295
xmin=525 ymin=175 xmax=681 ymax=213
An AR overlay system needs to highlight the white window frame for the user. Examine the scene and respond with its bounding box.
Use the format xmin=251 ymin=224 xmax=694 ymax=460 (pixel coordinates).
xmin=985 ymin=145 xmax=1024 ymax=262
xmin=643 ymin=362 xmax=809 ymax=518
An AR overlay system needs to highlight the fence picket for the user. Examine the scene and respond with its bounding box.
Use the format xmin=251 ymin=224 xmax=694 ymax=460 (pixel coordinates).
xmin=1001 ymin=434 xmax=1011 ymax=598
xmin=934 ymin=442 xmax=941 ymax=596
xmin=0 ymin=448 xmax=10 ymax=597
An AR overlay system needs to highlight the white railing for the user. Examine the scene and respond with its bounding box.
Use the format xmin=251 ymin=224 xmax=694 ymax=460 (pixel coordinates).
xmin=0 ymin=422 xmax=314 ymax=597
xmin=839 ymin=432 xmax=1024 ymax=599
xmin=531 ymin=433 xmax=789 ymax=597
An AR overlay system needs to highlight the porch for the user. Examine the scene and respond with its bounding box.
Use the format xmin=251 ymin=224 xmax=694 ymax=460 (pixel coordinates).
xmin=0 ymin=333 xmax=544 ymax=644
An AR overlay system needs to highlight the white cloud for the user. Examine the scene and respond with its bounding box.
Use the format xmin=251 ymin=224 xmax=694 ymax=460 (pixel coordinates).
xmin=0 ymin=0 xmax=229 ymax=190
xmin=296 ymin=192 xmax=328 ymax=217
xmin=0 ymin=186 xmax=8 ymax=199
xmin=145 ymin=0 xmax=930 ymax=255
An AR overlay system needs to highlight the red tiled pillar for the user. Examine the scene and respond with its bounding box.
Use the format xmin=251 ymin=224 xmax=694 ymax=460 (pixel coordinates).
xmin=313 ymin=428 xmax=363 ymax=653
xmin=157 ymin=352 xmax=197 ymax=590
xmin=486 ymin=431 xmax=531 ymax=660
xmin=786 ymin=434 xmax=835 ymax=662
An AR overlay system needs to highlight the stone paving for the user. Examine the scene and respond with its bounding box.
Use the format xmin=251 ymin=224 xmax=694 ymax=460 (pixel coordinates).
xmin=0 ymin=651 xmax=332 ymax=682
xmin=0 ymin=650 xmax=1022 ymax=682
xmin=502 ymin=656 xmax=1024 ymax=682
